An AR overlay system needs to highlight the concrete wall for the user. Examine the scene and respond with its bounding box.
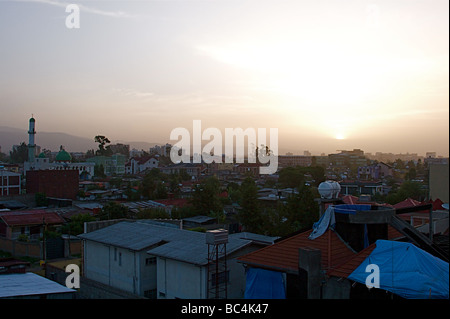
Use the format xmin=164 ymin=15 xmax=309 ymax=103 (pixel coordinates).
xmin=45 ymin=263 xmax=145 ymax=299
xmin=83 ymin=240 xmax=154 ymax=297
xmin=429 ymin=164 xmax=449 ymax=203
xmin=157 ymin=258 xmax=206 ymax=299
xmin=156 ymin=245 xmax=257 ymax=299
xmin=0 ymin=237 xmax=42 ymax=258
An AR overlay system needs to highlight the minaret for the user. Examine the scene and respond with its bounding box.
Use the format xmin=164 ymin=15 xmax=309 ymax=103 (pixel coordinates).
xmin=28 ymin=115 xmax=36 ymax=163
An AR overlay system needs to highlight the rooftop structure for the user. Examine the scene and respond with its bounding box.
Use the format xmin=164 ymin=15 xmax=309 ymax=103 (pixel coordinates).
xmin=0 ymin=272 xmax=74 ymax=299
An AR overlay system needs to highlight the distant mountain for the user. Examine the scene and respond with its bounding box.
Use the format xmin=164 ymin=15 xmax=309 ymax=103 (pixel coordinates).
xmin=0 ymin=126 xmax=162 ymax=154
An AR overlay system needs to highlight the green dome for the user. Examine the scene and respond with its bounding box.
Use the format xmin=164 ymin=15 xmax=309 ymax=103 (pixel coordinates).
xmin=38 ymin=152 xmax=47 ymax=158
xmin=55 ymin=149 xmax=72 ymax=162
xmin=29 ymin=117 xmax=35 ymax=122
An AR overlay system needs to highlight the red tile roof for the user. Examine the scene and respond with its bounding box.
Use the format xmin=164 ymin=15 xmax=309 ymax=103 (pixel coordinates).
xmin=0 ymin=210 xmax=65 ymax=226
xmin=237 ymin=229 xmax=356 ymax=274
xmin=393 ymin=198 xmax=421 ymax=209
xmin=327 ymin=243 xmax=376 ymax=278
xmin=153 ymin=198 xmax=190 ymax=208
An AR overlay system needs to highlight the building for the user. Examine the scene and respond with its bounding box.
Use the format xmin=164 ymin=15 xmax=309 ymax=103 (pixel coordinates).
xmin=78 ymin=221 xmax=275 ymax=299
xmin=25 ymin=147 xmax=95 ymax=180
xmin=26 ymin=169 xmax=79 ymax=200
xmin=23 ymin=117 xmax=95 ymax=179
xmin=150 ymin=144 xmax=172 ymax=157
xmin=429 ymin=163 xmax=449 ymax=203
xmin=234 ymin=163 xmax=261 ymax=176
xmin=339 ymin=180 xmax=384 ymax=196
xmin=160 ymin=163 xmax=203 ymax=179
xmin=357 ymin=162 xmax=393 ymax=180
xmin=329 ymin=149 xmax=367 ymax=167
xmin=86 ymin=154 xmax=127 ymax=176
xmin=0 ymin=169 xmax=21 ymax=196
xmin=0 ymin=210 xmax=65 ymax=240
xmin=0 ymin=272 xmax=75 ymax=299
xmin=126 ymin=156 xmax=159 ymax=175
xmin=237 ymin=203 xmax=449 ymax=299
xmin=27 ymin=116 xmax=36 ymax=163
xmin=278 ymin=155 xmax=312 ymax=168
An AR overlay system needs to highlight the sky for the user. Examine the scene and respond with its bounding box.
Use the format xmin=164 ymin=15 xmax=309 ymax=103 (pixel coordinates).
xmin=0 ymin=0 xmax=448 ymax=156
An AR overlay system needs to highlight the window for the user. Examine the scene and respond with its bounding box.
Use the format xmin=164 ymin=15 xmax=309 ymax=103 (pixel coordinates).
xmin=114 ymin=248 xmax=117 ymax=261
xmin=119 ymin=252 xmax=122 ymax=266
xmin=145 ymin=257 xmax=156 ymax=265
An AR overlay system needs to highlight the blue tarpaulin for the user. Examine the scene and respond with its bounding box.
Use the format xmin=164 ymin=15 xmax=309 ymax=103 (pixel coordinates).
xmin=348 ymin=240 xmax=449 ymax=299
xmin=244 ymin=268 xmax=286 ymax=299
xmin=309 ymin=204 xmax=372 ymax=240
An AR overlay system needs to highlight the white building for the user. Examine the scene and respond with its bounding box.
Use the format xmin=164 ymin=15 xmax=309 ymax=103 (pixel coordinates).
xmin=23 ymin=117 xmax=95 ymax=179
xmin=78 ymin=221 xmax=275 ymax=299
xmin=24 ymin=147 xmax=95 ymax=180
xmin=126 ymin=156 xmax=159 ymax=175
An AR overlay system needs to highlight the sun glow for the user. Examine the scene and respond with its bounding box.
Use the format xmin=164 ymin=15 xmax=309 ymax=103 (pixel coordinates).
xmin=196 ymin=41 xmax=385 ymax=141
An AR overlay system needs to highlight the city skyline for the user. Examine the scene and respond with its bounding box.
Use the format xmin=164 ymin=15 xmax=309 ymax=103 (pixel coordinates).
xmin=0 ymin=0 xmax=448 ymax=157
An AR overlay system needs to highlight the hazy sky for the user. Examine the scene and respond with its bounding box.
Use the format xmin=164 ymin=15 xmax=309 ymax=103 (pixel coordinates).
xmin=0 ymin=0 xmax=448 ymax=155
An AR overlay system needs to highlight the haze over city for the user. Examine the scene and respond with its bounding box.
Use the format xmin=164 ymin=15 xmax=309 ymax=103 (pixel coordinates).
xmin=0 ymin=0 xmax=448 ymax=156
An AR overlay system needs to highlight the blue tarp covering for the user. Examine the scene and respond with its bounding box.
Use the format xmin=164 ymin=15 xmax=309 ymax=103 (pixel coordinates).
xmin=309 ymin=204 xmax=372 ymax=240
xmin=348 ymin=240 xmax=449 ymax=299
xmin=333 ymin=204 xmax=371 ymax=214
xmin=244 ymin=268 xmax=286 ymax=299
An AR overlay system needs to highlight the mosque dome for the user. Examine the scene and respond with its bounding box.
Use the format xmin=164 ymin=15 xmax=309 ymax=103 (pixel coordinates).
xmin=55 ymin=146 xmax=72 ymax=162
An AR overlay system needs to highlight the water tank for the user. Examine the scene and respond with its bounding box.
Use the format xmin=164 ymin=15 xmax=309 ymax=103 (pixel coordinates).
xmin=318 ymin=181 xmax=341 ymax=199
xmin=206 ymin=229 xmax=228 ymax=245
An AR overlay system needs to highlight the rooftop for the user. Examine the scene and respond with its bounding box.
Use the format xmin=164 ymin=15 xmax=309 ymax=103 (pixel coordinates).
xmin=237 ymin=229 xmax=356 ymax=275
xmin=78 ymin=221 xmax=273 ymax=265
xmin=0 ymin=272 xmax=74 ymax=298
xmin=0 ymin=210 xmax=66 ymax=226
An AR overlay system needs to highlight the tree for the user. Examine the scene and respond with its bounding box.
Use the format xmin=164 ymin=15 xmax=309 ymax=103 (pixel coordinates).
xmin=94 ymin=164 xmax=106 ymax=178
xmin=155 ymin=181 xmax=168 ymax=199
xmin=85 ymin=149 xmax=95 ymax=158
xmin=61 ymin=213 xmax=95 ymax=236
xmin=279 ymin=167 xmax=305 ymax=188
xmin=35 ymin=192 xmax=48 ymax=207
xmin=386 ymin=180 xmax=426 ymax=204
xmin=292 ymin=184 xmax=319 ymax=230
xmin=238 ymin=177 xmax=263 ymax=233
xmin=394 ymin=159 xmax=405 ymax=169
xmin=190 ymin=176 xmax=223 ymax=216
xmin=99 ymin=201 xmax=129 ymax=220
xmin=405 ymin=167 xmax=417 ymax=180
xmin=94 ymin=135 xmax=113 ymax=156
xmin=136 ymin=208 xmax=170 ymax=219
xmin=140 ymin=173 xmax=157 ymax=199
xmin=0 ymin=150 xmax=9 ymax=162
xmin=9 ymin=142 xmax=28 ymax=163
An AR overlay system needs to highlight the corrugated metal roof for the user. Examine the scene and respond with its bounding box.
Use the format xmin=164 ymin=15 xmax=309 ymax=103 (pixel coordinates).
xmin=78 ymin=221 xmax=254 ymax=265
xmin=0 ymin=273 xmax=74 ymax=298
xmin=78 ymin=222 xmax=165 ymax=251
xmin=0 ymin=210 xmax=65 ymax=226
